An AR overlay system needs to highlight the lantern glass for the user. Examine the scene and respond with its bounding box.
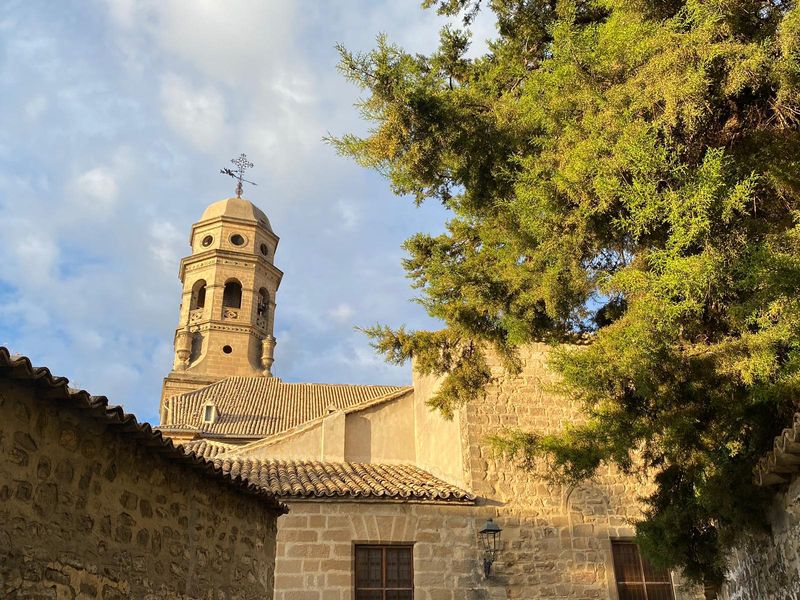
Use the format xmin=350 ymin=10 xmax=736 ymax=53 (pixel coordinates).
xmin=479 ymin=519 xmax=502 ymax=554
xmin=478 ymin=518 xmax=503 ymax=578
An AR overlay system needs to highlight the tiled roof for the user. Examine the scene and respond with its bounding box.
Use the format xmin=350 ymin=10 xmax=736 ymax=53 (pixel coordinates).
xmin=0 ymin=347 xmax=287 ymax=513
xmin=182 ymin=439 xmax=235 ymax=459
xmin=754 ymin=412 xmax=800 ymax=486
xmin=181 ymin=454 xmax=476 ymax=502
xmin=164 ymin=376 xmax=411 ymax=438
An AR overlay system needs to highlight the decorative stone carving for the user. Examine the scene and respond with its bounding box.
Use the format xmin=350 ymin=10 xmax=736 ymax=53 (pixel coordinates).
xmin=261 ymin=335 xmax=276 ymax=376
xmin=222 ymin=308 xmax=238 ymax=320
xmin=174 ymin=327 xmax=192 ymax=369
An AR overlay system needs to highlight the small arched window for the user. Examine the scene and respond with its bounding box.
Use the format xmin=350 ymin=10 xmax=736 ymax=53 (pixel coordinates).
xmin=222 ymin=280 xmax=242 ymax=309
xmin=190 ymin=279 xmax=206 ymax=310
xmin=257 ymin=288 xmax=269 ymax=316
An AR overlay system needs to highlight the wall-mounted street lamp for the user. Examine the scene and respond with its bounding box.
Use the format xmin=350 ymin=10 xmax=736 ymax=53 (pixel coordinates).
xmin=479 ymin=518 xmax=503 ymax=578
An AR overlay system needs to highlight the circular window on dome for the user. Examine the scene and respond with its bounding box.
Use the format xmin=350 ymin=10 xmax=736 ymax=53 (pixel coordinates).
xmin=230 ymin=234 xmax=246 ymax=246
xmin=201 ymin=235 xmax=213 ymax=247
xmin=222 ymin=345 xmax=233 ymax=354
xmin=260 ymin=243 xmax=269 ymax=256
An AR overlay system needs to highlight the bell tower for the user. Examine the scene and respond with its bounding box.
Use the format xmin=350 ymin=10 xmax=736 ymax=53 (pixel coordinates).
xmin=159 ymin=196 xmax=283 ymax=413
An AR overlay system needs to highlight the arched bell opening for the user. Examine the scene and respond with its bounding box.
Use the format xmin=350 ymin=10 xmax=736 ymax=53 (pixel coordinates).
xmin=190 ymin=279 xmax=207 ymax=310
xmin=257 ymin=288 xmax=269 ymax=315
xmin=256 ymin=287 xmax=270 ymax=329
xmin=222 ymin=279 xmax=242 ymax=309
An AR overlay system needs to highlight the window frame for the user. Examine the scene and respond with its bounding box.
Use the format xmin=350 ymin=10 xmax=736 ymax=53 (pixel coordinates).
xmin=610 ymin=538 xmax=675 ymax=600
xmin=353 ymin=543 xmax=414 ymax=600
xmin=201 ymin=403 xmax=217 ymax=424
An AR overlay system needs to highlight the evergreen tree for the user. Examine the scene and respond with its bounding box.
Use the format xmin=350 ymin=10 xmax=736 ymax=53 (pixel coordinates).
xmin=332 ymin=0 xmax=800 ymax=585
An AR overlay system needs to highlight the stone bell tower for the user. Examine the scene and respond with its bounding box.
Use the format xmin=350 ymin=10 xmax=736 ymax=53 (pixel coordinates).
xmin=159 ymin=196 xmax=283 ymax=411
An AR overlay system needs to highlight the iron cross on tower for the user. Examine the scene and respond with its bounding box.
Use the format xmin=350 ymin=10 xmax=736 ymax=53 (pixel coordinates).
xmin=220 ymin=153 xmax=257 ymax=198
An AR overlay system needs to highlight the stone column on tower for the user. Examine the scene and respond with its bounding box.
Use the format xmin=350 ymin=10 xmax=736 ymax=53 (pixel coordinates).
xmin=159 ymin=197 xmax=283 ymax=418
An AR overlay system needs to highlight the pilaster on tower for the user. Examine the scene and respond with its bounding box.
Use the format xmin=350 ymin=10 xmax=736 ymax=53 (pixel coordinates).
xmin=159 ymin=197 xmax=283 ymax=418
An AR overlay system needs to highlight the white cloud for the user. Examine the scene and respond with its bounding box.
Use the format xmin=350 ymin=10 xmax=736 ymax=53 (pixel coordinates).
xmin=149 ymin=221 xmax=184 ymax=274
xmin=102 ymin=0 xmax=141 ymax=30
xmin=272 ymin=75 xmax=315 ymax=106
xmin=3 ymin=219 xmax=59 ymax=287
xmin=335 ymin=199 xmax=361 ymax=230
xmin=160 ymin=74 xmax=227 ymax=150
xmin=24 ymin=95 xmax=48 ymax=120
xmin=0 ymin=299 xmax=51 ymax=329
xmin=102 ymin=0 xmax=296 ymax=86
xmin=243 ymin=123 xmax=280 ymax=161
xmin=73 ymin=167 xmax=119 ymax=209
xmin=329 ymin=302 xmax=356 ymax=324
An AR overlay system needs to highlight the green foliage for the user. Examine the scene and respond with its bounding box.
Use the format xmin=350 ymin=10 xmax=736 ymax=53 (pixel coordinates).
xmin=333 ymin=0 xmax=800 ymax=586
xmin=359 ymin=325 xmax=494 ymax=418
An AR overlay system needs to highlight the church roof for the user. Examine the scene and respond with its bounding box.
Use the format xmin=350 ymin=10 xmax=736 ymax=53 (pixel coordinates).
xmin=181 ymin=438 xmax=237 ymax=459
xmin=200 ymin=197 xmax=272 ymax=231
xmin=165 ymin=377 xmax=412 ymax=439
xmin=184 ymin=452 xmax=475 ymax=503
xmin=0 ymin=348 xmax=287 ymax=513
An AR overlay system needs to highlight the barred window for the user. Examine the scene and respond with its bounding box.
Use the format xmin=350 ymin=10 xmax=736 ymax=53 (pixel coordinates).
xmin=354 ymin=544 xmax=413 ymax=600
xmin=612 ymin=540 xmax=674 ymax=600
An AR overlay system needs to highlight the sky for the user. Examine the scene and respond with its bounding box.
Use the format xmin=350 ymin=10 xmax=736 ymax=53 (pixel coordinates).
xmin=0 ymin=1 xmax=496 ymax=423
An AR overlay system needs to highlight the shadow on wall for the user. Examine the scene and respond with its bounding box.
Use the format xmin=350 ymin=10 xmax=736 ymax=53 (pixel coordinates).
xmin=190 ymin=332 xmax=204 ymax=363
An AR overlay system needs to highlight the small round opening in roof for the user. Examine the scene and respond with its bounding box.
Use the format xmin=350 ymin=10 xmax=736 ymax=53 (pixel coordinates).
xmin=222 ymin=345 xmax=233 ymax=354
xmin=260 ymin=243 xmax=268 ymax=256
xmin=230 ymin=234 xmax=245 ymax=246
xmin=201 ymin=235 xmax=213 ymax=247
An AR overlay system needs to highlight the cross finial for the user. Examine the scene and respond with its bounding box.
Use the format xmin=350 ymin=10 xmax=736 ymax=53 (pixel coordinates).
xmin=220 ymin=153 xmax=257 ymax=198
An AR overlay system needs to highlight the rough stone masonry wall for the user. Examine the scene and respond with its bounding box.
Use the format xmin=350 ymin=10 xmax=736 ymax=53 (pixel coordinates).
xmin=460 ymin=343 xmax=704 ymax=600
xmin=0 ymin=379 xmax=279 ymax=600
xmin=274 ymin=500 xmax=485 ymax=600
xmin=720 ymin=472 xmax=800 ymax=600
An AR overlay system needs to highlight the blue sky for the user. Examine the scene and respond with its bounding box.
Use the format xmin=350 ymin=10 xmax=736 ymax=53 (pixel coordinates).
xmin=0 ymin=1 xmax=495 ymax=422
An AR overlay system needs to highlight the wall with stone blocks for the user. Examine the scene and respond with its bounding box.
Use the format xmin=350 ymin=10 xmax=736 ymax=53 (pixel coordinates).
xmin=0 ymin=379 xmax=280 ymax=600
xmin=428 ymin=343 xmax=704 ymax=600
xmin=720 ymin=473 xmax=800 ymax=600
xmin=274 ymin=500 xmax=489 ymax=600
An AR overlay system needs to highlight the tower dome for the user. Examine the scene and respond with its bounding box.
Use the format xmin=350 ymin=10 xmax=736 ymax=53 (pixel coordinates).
xmin=200 ymin=197 xmax=272 ymax=231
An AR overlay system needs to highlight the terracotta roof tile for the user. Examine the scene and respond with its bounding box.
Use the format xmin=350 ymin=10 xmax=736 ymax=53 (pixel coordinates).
xmin=164 ymin=377 xmax=411 ymax=438
xmin=181 ymin=439 xmax=235 ymax=459
xmin=0 ymin=347 xmax=287 ymax=514
xmin=179 ymin=449 xmax=475 ymax=503
xmin=754 ymin=412 xmax=800 ymax=486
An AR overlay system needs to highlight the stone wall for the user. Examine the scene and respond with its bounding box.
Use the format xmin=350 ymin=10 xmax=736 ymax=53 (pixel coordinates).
xmin=423 ymin=343 xmax=704 ymax=600
xmin=274 ymin=500 xmax=485 ymax=600
xmin=0 ymin=378 xmax=281 ymax=600
xmin=720 ymin=473 xmax=800 ymax=600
